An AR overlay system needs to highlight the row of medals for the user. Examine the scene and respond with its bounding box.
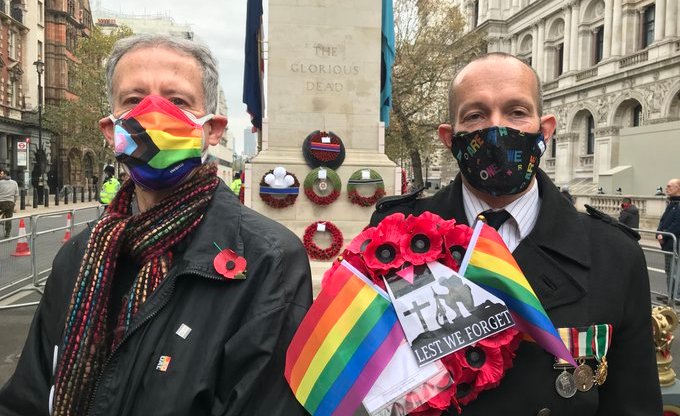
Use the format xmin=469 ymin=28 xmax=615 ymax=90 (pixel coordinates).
xmin=554 ymin=356 xmax=608 ymax=398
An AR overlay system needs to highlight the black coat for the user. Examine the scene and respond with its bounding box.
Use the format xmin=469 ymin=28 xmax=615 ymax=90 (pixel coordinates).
xmin=618 ymin=204 xmax=640 ymax=229
xmin=658 ymin=197 xmax=680 ymax=252
xmin=0 ymin=183 xmax=312 ymax=416
xmin=371 ymin=170 xmax=661 ymax=416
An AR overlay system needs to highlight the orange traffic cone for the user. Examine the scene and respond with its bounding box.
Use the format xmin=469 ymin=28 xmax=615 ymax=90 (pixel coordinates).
xmin=11 ymin=218 xmax=30 ymax=257
xmin=62 ymin=213 xmax=72 ymax=243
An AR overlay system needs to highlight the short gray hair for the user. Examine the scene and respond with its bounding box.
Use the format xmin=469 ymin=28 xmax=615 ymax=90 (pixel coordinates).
xmin=105 ymin=34 xmax=220 ymax=114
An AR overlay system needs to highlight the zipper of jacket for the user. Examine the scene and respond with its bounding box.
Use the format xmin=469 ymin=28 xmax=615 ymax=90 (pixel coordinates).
xmin=85 ymin=268 xmax=226 ymax=415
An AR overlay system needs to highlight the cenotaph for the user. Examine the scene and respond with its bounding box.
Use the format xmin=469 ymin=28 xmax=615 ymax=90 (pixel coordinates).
xmin=245 ymin=0 xmax=400 ymax=265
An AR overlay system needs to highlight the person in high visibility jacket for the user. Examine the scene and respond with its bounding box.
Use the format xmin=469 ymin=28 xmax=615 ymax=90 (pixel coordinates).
xmin=229 ymin=171 xmax=242 ymax=195
xmin=99 ymin=165 xmax=120 ymax=205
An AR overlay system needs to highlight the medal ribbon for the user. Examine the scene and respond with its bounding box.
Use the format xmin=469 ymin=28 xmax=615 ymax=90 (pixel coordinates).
xmin=556 ymin=324 xmax=612 ymax=364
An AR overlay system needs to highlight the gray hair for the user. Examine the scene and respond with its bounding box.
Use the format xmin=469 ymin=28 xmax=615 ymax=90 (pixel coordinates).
xmin=448 ymin=52 xmax=543 ymax=125
xmin=105 ymin=34 xmax=220 ymax=114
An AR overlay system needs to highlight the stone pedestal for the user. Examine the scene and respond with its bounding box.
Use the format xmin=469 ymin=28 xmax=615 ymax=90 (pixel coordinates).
xmin=247 ymin=0 xmax=398 ymax=253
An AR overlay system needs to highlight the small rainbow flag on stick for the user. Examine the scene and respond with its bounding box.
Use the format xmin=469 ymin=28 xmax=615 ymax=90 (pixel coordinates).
xmin=459 ymin=221 xmax=577 ymax=366
xmin=285 ymin=261 xmax=404 ymax=416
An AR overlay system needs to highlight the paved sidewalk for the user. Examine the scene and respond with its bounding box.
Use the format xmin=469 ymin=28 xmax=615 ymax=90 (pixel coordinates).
xmin=13 ymin=199 xmax=101 ymax=218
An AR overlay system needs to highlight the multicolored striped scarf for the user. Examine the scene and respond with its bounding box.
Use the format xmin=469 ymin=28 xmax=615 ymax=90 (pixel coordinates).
xmin=53 ymin=163 xmax=219 ymax=415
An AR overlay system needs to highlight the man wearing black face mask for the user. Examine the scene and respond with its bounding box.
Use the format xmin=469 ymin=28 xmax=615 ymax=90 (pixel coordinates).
xmin=370 ymin=53 xmax=660 ymax=415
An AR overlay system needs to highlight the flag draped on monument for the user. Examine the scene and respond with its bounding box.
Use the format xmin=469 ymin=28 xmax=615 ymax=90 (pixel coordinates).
xmin=243 ymin=0 xmax=263 ymax=130
xmin=285 ymin=262 xmax=403 ymax=416
xmin=380 ymin=0 xmax=395 ymax=127
xmin=460 ymin=221 xmax=577 ymax=367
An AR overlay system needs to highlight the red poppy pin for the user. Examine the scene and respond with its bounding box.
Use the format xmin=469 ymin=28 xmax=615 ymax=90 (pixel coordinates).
xmin=213 ymin=243 xmax=246 ymax=280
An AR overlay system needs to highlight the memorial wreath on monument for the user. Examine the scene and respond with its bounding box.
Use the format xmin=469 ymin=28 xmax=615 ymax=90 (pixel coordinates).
xmin=259 ymin=167 xmax=300 ymax=209
xmin=347 ymin=168 xmax=386 ymax=207
xmin=303 ymin=221 xmax=343 ymax=261
xmin=302 ymin=130 xmax=346 ymax=169
xmin=303 ymin=167 xmax=342 ymax=206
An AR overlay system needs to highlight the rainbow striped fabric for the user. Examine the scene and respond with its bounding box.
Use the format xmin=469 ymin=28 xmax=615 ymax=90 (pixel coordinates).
xmin=113 ymin=95 xmax=204 ymax=170
xmin=460 ymin=221 xmax=577 ymax=366
xmin=285 ymin=261 xmax=403 ymax=416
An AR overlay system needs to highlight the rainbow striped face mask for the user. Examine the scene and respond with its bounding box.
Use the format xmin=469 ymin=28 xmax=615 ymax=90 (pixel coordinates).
xmin=111 ymin=95 xmax=214 ymax=191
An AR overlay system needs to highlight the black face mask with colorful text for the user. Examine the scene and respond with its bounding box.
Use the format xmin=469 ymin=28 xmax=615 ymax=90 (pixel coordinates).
xmin=451 ymin=126 xmax=546 ymax=196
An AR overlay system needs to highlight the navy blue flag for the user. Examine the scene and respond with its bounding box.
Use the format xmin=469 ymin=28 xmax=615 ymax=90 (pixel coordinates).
xmin=243 ymin=0 xmax=263 ymax=130
xmin=380 ymin=0 xmax=395 ymax=127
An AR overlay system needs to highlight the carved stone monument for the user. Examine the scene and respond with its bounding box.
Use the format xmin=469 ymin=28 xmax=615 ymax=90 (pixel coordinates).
xmin=246 ymin=0 xmax=399 ymax=260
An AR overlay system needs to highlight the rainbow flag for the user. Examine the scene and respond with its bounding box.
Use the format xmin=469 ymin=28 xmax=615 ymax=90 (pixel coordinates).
xmin=459 ymin=221 xmax=577 ymax=366
xmin=285 ymin=261 xmax=404 ymax=416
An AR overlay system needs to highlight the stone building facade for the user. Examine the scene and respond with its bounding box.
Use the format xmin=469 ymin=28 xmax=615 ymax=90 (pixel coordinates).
xmin=0 ymin=0 xmax=53 ymax=192
xmin=450 ymin=0 xmax=680 ymax=195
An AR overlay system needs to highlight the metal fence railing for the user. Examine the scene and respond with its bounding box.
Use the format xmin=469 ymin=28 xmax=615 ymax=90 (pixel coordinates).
xmin=0 ymin=206 xmax=103 ymax=310
xmin=636 ymin=229 xmax=679 ymax=309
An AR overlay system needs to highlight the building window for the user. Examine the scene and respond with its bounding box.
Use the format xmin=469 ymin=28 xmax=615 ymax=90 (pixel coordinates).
xmin=551 ymin=137 xmax=557 ymax=158
xmin=38 ymin=0 xmax=43 ymax=24
xmin=592 ymin=26 xmax=604 ymax=64
xmin=8 ymin=31 xmax=16 ymax=59
xmin=37 ymin=40 xmax=43 ymax=60
xmin=642 ymin=5 xmax=655 ymax=49
xmin=632 ymin=104 xmax=642 ymax=126
xmin=67 ymin=0 xmax=74 ymax=16
xmin=473 ymin=0 xmax=479 ymax=27
xmin=555 ymin=43 xmax=564 ymax=77
xmin=586 ymin=115 xmax=595 ymax=155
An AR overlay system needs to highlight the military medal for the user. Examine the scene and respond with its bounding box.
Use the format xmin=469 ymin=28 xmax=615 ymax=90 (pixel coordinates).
xmin=594 ymin=356 xmax=608 ymax=386
xmin=573 ymin=361 xmax=594 ymax=392
xmin=555 ymin=370 xmax=577 ymax=398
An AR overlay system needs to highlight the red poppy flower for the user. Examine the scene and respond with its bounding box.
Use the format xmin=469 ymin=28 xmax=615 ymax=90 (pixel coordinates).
xmin=213 ymin=249 xmax=246 ymax=279
xmin=363 ymin=226 xmax=405 ymax=272
xmin=375 ymin=212 xmax=406 ymax=234
xmin=468 ymin=344 xmax=504 ymax=390
xmin=400 ymin=214 xmax=443 ymax=265
xmin=346 ymin=227 xmax=377 ymax=254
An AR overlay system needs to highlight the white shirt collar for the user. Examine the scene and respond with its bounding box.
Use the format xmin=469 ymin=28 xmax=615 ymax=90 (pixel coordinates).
xmin=462 ymin=178 xmax=541 ymax=249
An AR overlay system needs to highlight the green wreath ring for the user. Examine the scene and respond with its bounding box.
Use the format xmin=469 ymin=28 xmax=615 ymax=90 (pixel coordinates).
xmin=303 ymin=167 xmax=342 ymax=206
xmin=347 ymin=168 xmax=386 ymax=207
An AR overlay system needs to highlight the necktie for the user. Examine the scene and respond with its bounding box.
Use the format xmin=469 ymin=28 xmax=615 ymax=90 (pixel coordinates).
xmin=481 ymin=209 xmax=511 ymax=230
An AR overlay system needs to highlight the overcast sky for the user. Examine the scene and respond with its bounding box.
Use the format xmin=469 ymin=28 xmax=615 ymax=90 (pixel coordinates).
xmin=95 ymin=0 xmax=251 ymax=154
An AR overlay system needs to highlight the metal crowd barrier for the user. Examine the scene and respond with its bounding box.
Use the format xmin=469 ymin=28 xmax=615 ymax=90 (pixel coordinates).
xmin=0 ymin=206 xmax=104 ymax=310
xmin=636 ymin=229 xmax=679 ymax=309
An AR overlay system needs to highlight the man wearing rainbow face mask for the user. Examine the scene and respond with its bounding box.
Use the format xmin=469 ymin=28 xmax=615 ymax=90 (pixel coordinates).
xmin=0 ymin=34 xmax=312 ymax=416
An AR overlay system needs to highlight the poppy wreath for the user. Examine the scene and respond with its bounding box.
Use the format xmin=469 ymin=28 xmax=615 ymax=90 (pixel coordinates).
xmin=303 ymin=167 xmax=342 ymax=206
xmin=303 ymin=221 xmax=343 ymax=261
xmin=259 ymin=168 xmax=300 ymax=209
xmin=347 ymin=168 xmax=386 ymax=207
xmin=302 ymin=130 xmax=346 ymax=169
xmin=321 ymin=212 xmax=522 ymax=414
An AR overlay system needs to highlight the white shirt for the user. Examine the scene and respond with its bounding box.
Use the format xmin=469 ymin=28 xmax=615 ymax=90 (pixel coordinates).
xmin=462 ymin=178 xmax=541 ymax=252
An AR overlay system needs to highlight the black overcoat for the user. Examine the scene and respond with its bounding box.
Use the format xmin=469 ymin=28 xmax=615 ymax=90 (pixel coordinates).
xmin=371 ymin=170 xmax=661 ymax=416
xmin=0 ymin=183 xmax=312 ymax=416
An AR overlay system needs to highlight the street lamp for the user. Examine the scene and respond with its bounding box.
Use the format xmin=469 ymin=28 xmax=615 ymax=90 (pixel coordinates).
xmin=33 ymin=59 xmax=45 ymax=204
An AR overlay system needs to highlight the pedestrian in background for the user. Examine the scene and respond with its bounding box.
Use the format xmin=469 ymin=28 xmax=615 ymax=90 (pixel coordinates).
xmin=229 ymin=170 xmax=242 ymax=194
xmin=618 ymin=197 xmax=639 ymax=228
xmin=658 ymin=178 xmax=680 ymax=292
xmin=0 ymin=167 xmax=19 ymax=238
xmin=99 ymin=165 xmax=120 ymax=205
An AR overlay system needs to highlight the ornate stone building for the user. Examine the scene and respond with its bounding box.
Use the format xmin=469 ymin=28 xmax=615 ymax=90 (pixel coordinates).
xmin=451 ymin=0 xmax=680 ymax=195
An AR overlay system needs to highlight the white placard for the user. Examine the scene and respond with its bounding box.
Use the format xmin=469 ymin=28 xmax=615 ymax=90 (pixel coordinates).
xmin=16 ymin=141 xmax=27 ymax=167
xmin=318 ymin=169 xmax=327 ymax=180
xmin=317 ymin=223 xmax=326 ymax=232
xmin=362 ymin=169 xmax=371 ymax=180
xmin=321 ymin=136 xmax=331 ymax=144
